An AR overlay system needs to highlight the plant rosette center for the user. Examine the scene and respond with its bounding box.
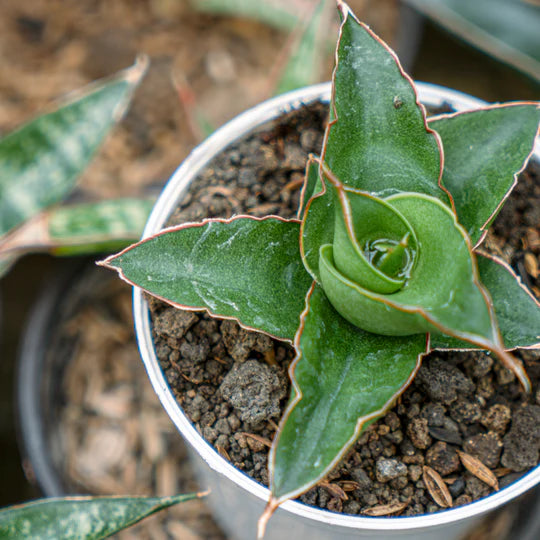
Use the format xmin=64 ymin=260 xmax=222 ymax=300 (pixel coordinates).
xmin=100 ymin=0 xmax=540 ymax=536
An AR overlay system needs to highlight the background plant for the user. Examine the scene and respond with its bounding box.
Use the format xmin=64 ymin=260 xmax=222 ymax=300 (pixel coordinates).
xmin=404 ymin=0 xmax=540 ymax=82
xmin=0 ymin=492 xmax=204 ymax=539
xmin=102 ymin=0 xmax=540 ymax=535
xmin=0 ymin=57 xmax=153 ymax=278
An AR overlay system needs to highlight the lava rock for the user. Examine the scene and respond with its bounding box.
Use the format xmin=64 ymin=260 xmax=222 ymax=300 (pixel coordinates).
xmin=153 ymin=308 xmax=197 ymax=339
xmin=218 ymin=359 xmax=286 ymax=425
xmin=426 ymin=441 xmax=460 ymax=476
xmin=416 ymin=357 xmax=474 ymax=404
xmin=375 ymin=458 xmax=407 ymax=483
xmin=221 ymin=320 xmax=273 ymax=362
xmin=502 ymin=404 xmax=540 ymax=471
xmin=407 ymin=417 xmax=432 ymax=450
xmin=481 ymin=404 xmax=511 ymax=434
xmin=463 ymin=432 xmax=502 ymax=468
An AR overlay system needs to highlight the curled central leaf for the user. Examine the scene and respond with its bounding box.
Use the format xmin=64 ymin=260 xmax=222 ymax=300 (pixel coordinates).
xmin=330 ymin=180 xmax=418 ymax=294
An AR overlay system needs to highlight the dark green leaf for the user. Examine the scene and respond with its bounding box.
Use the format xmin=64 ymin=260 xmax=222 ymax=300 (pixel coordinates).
xmin=431 ymin=104 xmax=540 ymax=244
xmin=431 ymin=253 xmax=540 ymax=350
xmin=300 ymin=173 xmax=333 ymax=281
xmin=270 ymin=284 xmax=426 ymax=501
xmin=331 ymin=182 xmax=416 ymax=294
xmin=0 ymin=493 xmax=201 ymax=540
xmin=297 ymin=156 xmax=320 ymax=220
xmin=319 ymin=192 xmax=497 ymax=343
xmin=102 ymin=217 xmax=312 ymax=341
xmin=0 ymin=57 xmax=146 ymax=238
xmin=404 ymin=0 xmax=540 ymax=81
xmin=323 ymin=5 xmax=444 ymax=200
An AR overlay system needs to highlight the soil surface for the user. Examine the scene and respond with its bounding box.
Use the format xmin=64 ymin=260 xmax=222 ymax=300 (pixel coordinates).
xmin=149 ymin=100 xmax=540 ymax=518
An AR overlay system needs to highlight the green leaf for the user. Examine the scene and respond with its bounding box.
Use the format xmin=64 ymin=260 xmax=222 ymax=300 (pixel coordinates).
xmin=0 ymin=57 xmax=147 ymax=238
xmin=190 ymin=0 xmax=299 ymax=31
xmin=48 ymin=198 xmax=154 ymax=255
xmin=319 ymin=192 xmax=497 ymax=343
xmin=270 ymin=283 xmax=426 ymax=501
xmin=331 ymin=182 xmax=417 ymax=294
xmin=404 ymin=0 xmax=540 ymax=81
xmin=297 ymin=156 xmax=320 ymax=220
xmin=0 ymin=493 xmax=201 ymax=540
xmin=323 ymin=5 xmax=444 ymax=200
xmin=274 ymin=0 xmax=328 ymax=95
xmin=299 ymin=159 xmax=335 ymax=282
xmin=0 ymin=198 xmax=154 ymax=262
xmin=431 ymin=253 xmax=540 ymax=350
xmin=430 ymin=104 xmax=540 ymax=244
xmin=101 ymin=217 xmax=312 ymax=341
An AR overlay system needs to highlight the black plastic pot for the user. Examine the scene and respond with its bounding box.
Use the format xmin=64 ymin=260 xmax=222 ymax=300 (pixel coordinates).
xmin=16 ymin=258 xmax=113 ymax=497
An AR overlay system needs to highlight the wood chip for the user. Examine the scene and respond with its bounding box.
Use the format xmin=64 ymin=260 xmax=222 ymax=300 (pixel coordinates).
xmin=156 ymin=458 xmax=178 ymax=497
xmin=338 ymin=480 xmax=361 ymax=492
xmin=282 ymin=176 xmax=304 ymax=191
xmin=238 ymin=432 xmax=272 ymax=448
xmin=493 ymin=467 xmax=513 ymax=478
xmin=89 ymin=385 xmax=134 ymax=420
xmin=216 ymin=444 xmax=231 ymax=461
xmin=167 ymin=521 xmax=205 ymax=540
xmin=457 ymin=450 xmax=499 ymax=490
xmin=423 ymin=466 xmax=453 ymax=508
xmin=524 ymin=252 xmax=538 ymax=278
xmin=362 ymin=500 xmax=409 ymax=516
xmin=140 ymin=412 xmax=166 ymax=462
xmin=319 ymin=481 xmax=348 ymax=501
xmin=263 ymin=348 xmax=277 ymax=366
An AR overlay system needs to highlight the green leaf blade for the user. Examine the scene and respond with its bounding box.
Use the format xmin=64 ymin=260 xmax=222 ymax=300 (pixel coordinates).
xmin=431 ymin=104 xmax=540 ymax=244
xmin=324 ymin=6 xmax=444 ymax=200
xmin=319 ymin=193 xmax=497 ymax=344
xmin=432 ymin=253 xmax=540 ymax=350
xmin=270 ymin=284 xmax=426 ymax=501
xmin=0 ymin=58 xmax=146 ymax=238
xmin=0 ymin=493 xmax=200 ymax=540
xmin=102 ymin=217 xmax=312 ymax=341
xmin=49 ymin=198 xmax=154 ymax=256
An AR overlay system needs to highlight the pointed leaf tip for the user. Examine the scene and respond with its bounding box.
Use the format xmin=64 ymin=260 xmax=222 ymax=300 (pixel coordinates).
xmin=102 ymin=217 xmax=312 ymax=340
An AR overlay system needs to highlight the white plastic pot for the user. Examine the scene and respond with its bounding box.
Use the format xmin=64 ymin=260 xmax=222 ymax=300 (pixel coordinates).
xmin=133 ymin=82 xmax=540 ymax=540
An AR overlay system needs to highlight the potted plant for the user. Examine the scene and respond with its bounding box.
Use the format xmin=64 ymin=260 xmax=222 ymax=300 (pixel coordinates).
xmin=100 ymin=1 xmax=540 ymax=539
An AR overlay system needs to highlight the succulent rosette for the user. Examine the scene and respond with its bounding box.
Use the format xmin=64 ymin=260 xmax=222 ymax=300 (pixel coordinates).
xmin=100 ymin=0 xmax=540 ymax=534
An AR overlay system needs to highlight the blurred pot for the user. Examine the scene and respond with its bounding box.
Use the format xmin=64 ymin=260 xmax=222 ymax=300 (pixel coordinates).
xmin=136 ymin=82 xmax=540 ymax=540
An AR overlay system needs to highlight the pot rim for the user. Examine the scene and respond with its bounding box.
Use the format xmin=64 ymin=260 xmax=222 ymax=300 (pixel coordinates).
xmin=134 ymin=81 xmax=540 ymax=531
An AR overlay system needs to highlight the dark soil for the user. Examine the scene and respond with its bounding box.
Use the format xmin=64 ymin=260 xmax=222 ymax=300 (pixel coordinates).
xmin=149 ymin=100 xmax=540 ymax=517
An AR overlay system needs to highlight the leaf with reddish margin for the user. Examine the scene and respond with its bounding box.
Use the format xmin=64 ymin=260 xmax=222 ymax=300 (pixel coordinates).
xmin=269 ymin=283 xmax=427 ymax=502
xmin=322 ymin=3 xmax=446 ymax=202
xmin=430 ymin=103 xmax=540 ymax=245
xmin=431 ymin=253 xmax=540 ymax=351
xmin=0 ymin=198 xmax=154 ymax=275
xmin=100 ymin=216 xmax=312 ymax=341
xmin=297 ymin=155 xmax=321 ymax=221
